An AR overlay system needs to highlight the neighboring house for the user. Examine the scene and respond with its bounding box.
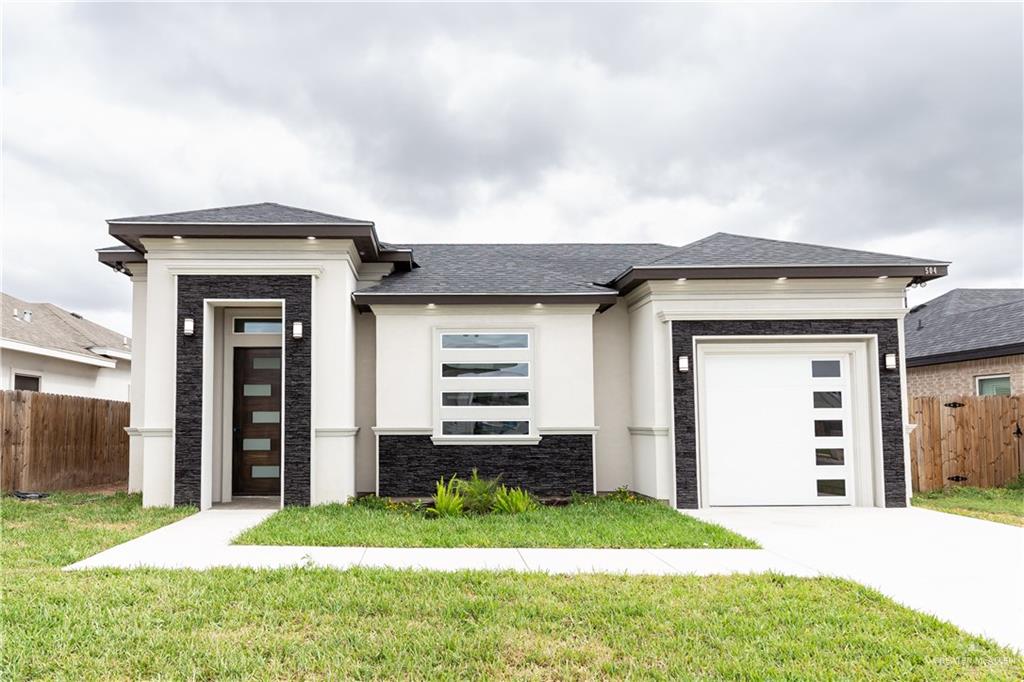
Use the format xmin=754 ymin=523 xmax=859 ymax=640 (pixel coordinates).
xmin=905 ymin=288 xmax=1023 ymax=397
xmin=96 ymin=202 xmax=948 ymax=510
xmin=1 ymin=292 xmax=132 ymax=400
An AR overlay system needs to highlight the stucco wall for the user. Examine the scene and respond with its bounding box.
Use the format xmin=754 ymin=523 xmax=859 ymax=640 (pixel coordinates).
xmin=907 ymin=354 xmax=1024 ymax=397
xmin=354 ymin=311 xmax=377 ymax=493
xmin=592 ymin=300 xmax=633 ymax=491
xmin=0 ymin=348 xmax=130 ymax=401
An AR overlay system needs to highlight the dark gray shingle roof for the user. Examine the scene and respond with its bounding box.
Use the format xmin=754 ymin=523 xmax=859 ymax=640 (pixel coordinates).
xmin=643 ymin=232 xmax=947 ymax=268
xmin=905 ymin=289 xmax=1024 ymax=362
xmin=108 ymin=202 xmax=370 ymax=225
xmin=359 ymin=243 xmax=680 ymax=295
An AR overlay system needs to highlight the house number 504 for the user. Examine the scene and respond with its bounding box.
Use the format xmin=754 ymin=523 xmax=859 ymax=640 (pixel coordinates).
xmin=923 ymin=266 xmax=938 ymax=275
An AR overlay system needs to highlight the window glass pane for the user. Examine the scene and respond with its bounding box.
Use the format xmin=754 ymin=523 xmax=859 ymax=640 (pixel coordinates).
xmin=813 ymin=391 xmax=843 ymax=409
xmin=817 ymin=479 xmax=846 ymax=497
xmin=251 ymin=465 xmax=280 ymax=478
xmin=442 ymin=363 xmax=528 ymax=378
xmin=14 ymin=375 xmax=39 ymax=392
xmin=441 ymin=421 xmax=529 ymax=435
xmin=816 ymin=448 xmax=845 ymax=466
xmin=811 ymin=360 xmax=841 ymax=377
xmin=442 ymin=392 xmax=529 ymax=407
xmin=242 ymin=438 xmax=271 ymax=451
xmin=977 ymin=376 xmax=1011 ymax=396
xmin=253 ymin=357 xmax=281 ymax=369
xmin=243 ymin=384 xmax=272 ymax=397
xmin=441 ymin=333 xmax=528 ymax=349
xmin=234 ymin=318 xmax=282 ymax=334
xmin=252 ymin=411 xmax=280 ymax=424
xmin=814 ymin=420 xmax=844 ymax=437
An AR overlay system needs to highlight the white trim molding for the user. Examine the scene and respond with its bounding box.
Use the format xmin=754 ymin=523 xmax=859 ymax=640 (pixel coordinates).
xmin=538 ymin=426 xmax=600 ymax=435
xmin=1 ymin=338 xmax=117 ymax=368
xmin=371 ymin=427 xmax=432 ymax=435
xmin=430 ymin=435 xmax=542 ymax=446
xmin=627 ymin=426 xmax=671 ymax=436
xmin=166 ymin=263 xmax=325 ymax=277
xmin=315 ymin=427 xmax=360 ymax=437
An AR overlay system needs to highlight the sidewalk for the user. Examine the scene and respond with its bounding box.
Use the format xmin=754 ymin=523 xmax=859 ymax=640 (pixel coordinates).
xmin=65 ymin=507 xmax=816 ymax=576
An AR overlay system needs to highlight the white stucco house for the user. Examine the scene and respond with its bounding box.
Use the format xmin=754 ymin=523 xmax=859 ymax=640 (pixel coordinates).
xmin=1 ymin=292 xmax=131 ymax=401
xmin=96 ymin=202 xmax=949 ymax=510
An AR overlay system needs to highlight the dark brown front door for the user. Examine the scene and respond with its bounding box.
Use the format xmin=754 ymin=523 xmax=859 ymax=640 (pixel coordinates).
xmin=233 ymin=347 xmax=282 ymax=496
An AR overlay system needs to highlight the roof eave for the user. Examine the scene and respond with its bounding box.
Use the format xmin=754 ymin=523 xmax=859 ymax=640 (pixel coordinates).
xmin=610 ymin=263 xmax=950 ymax=293
xmin=351 ymin=291 xmax=618 ymax=313
xmin=906 ymin=342 xmax=1024 ymax=368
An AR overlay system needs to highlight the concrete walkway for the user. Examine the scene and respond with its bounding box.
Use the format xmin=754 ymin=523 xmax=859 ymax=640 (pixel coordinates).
xmin=65 ymin=504 xmax=1023 ymax=651
xmin=66 ymin=507 xmax=814 ymax=576
xmin=688 ymin=506 xmax=1024 ymax=652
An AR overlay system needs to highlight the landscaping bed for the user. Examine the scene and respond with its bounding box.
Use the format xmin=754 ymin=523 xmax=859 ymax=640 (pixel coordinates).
xmin=912 ymin=478 xmax=1024 ymax=526
xmin=4 ymin=494 xmax=1022 ymax=679
xmin=235 ymin=489 xmax=758 ymax=549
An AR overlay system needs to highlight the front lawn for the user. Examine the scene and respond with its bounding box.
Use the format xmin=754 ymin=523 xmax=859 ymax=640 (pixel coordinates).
xmin=3 ymin=494 xmax=1022 ymax=679
xmin=912 ymin=482 xmax=1024 ymax=526
xmin=235 ymin=494 xmax=758 ymax=548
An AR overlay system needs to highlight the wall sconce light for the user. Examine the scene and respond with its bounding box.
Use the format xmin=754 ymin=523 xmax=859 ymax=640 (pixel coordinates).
xmin=678 ymin=355 xmax=689 ymax=372
xmin=183 ymin=318 xmax=194 ymax=336
xmin=884 ymin=353 xmax=897 ymax=370
xmin=292 ymin=321 xmax=303 ymax=339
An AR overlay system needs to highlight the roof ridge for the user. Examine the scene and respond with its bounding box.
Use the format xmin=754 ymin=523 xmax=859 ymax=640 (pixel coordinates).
xmin=108 ymin=201 xmax=371 ymax=224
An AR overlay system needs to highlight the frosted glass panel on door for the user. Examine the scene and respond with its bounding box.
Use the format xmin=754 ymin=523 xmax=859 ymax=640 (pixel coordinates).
xmin=243 ymin=384 xmax=272 ymax=396
xmin=242 ymin=438 xmax=271 ymax=451
xmin=252 ymin=411 xmax=280 ymax=423
xmin=253 ymin=357 xmax=281 ymax=370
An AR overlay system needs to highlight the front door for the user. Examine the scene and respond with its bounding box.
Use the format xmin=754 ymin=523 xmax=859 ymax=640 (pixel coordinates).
xmin=233 ymin=347 xmax=282 ymax=496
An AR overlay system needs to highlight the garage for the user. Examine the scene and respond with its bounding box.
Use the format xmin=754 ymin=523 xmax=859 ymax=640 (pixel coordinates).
xmin=697 ymin=341 xmax=877 ymax=507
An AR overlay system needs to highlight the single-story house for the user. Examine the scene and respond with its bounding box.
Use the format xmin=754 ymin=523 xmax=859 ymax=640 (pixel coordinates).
xmin=905 ymin=288 xmax=1023 ymax=397
xmin=1 ymin=292 xmax=131 ymax=400
xmin=96 ymin=202 xmax=949 ymax=510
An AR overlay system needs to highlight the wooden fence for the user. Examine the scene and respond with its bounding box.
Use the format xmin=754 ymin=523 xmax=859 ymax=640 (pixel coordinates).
xmin=909 ymin=395 xmax=1023 ymax=492
xmin=1 ymin=390 xmax=130 ymax=493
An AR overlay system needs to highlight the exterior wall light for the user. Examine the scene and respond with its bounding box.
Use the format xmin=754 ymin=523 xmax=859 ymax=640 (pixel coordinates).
xmin=183 ymin=318 xmax=194 ymax=336
xmin=292 ymin=321 xmax=303 ymax=339
xmin=678 ymin=355 xmax=690 ymax=372
xmin=885 ymin=353 xmax=897 ymax=370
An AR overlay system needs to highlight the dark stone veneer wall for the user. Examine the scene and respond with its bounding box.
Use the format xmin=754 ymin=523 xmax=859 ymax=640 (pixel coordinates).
xmin=378 ymin=435 xmax=594 ymax=498
xmin=671 ymin=319 xmax=906 ymax=509
xmin=175 ymin=275 xmax=312 ymax=507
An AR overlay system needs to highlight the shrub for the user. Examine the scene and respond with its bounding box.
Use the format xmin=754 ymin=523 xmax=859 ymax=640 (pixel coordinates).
xmin=1005 ymin=473 xmax=1024 ymax=491
xmin=426 ymin=475 xmax=464 ymax=517
xmin=492 ymin=485 xmax=538 ymax=514
xmin=607 ymin=486 xmax=640 ymax=504
xmin=457 ymin=469 xmax=500 ymax=514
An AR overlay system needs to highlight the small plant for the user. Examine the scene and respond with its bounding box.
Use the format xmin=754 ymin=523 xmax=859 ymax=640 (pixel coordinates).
xmin=492 ymin=485 xmax=538 ymax=514
xmin=607 ymin=486 xmax=640 ymax=504
xmin=457 ymin=469 xmax=500 ymax=514
xmin=349 ymin=494 xmax=392 ymax=511
xmin=426 ymin=475 xmax=464 ymax=517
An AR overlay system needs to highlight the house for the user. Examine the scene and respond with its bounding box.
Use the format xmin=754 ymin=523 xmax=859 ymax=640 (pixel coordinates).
xmin=1 ymin=292 xmax=131 ymax=401
xmin=96 ymin=202 xmax=948 ymax=510
xmin=905 ymin=288 xmax=1023 ymax=397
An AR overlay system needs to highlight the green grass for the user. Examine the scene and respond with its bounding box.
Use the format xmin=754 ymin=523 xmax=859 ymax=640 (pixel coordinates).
xmin=235 ymin=495 xmax=758 ymax=548
xmin=3 ymin=494 xmax=1022 ymax=680
xmin=912 ymin=484 xmax=1024 ymax=526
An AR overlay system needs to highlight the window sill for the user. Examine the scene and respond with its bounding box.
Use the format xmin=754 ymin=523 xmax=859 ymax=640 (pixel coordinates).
xmin=430 ymin=435 xmax=542 ymax=446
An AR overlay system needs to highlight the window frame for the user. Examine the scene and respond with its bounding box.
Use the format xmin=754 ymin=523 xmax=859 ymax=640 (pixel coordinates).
xmin=432 ymin=327 xmax=538 ymax=445
xmin=975 ymin=374 xmax=1012 ymax=396
xmin=231 ymin=315 xmax=284 ymax=335
xmin=12 ymin=370 xmax=42 ymax=392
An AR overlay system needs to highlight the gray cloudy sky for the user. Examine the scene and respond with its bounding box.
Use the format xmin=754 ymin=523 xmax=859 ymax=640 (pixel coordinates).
xmin=3 ymin=2 xmax=1021 ymax=335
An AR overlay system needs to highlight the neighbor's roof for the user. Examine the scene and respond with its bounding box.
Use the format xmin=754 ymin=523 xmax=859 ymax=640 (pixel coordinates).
xmin=1 ymin=293 xmax=130 ymax=364
xmin=107 ymin=202 xmax=372 ymax=225
xmin=905 ymin=288 xmax=1024 ymax=366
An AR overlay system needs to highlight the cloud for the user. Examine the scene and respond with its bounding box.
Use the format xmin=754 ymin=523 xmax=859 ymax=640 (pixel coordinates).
xmin=2 ymin=3 xmax=1020 ymax=334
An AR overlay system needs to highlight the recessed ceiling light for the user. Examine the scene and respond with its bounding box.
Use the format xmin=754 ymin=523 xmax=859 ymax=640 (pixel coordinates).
xmin=426 ymin=303 xmax=436 ymax=309
xmin=172 ymin=235 xmax=183 ymax=240
xmin=776 ymin=276 xmax=788 ymax=282
xmin=676 ymin=277 xmax=687 ymax=283
xmin=877 ymin=275 xmax=888 ymax=281
xmin=307 ymin=236 xmax=317 ymax=241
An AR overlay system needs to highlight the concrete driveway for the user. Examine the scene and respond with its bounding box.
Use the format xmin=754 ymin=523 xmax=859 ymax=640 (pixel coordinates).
xmin=687 ymin=506 xmax=1024 ymax=652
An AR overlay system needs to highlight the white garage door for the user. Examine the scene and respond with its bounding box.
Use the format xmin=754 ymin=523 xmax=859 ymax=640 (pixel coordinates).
xmin=701 ymin=350 xmax=856 ymax=506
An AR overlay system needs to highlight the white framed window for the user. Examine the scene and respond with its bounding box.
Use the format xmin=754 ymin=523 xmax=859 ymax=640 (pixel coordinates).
xmin=976 ymin=374 xmax=1011 ymax=396
xmin=12 ymin=370 xmax=41 ymax=392
xmin=433 ymin=330 xmax=537 ymax=443
xmin=232 ymin=316 xmax=283 ymax=335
